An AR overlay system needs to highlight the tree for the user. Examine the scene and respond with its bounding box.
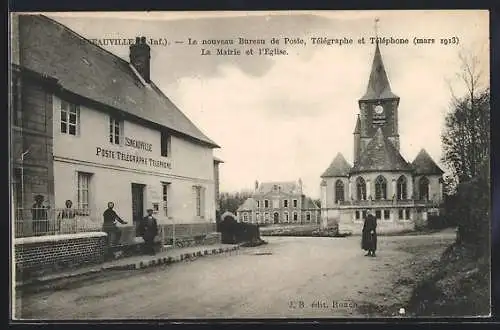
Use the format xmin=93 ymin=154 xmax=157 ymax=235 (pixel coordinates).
xmin=219 ymin=190 xmax=253 ymax=214
xmin=442 ymin=48 xmax=490 ymax=184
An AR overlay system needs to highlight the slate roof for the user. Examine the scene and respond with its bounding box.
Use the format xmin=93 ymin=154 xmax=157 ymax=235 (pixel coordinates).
xmin=353 ymin=115 xmax=361 ymax=134
xmin=359 ymin=43 xmax=399 ymax=101
xmin=17 ymin=15 xmax=218 ymax=148
xmin=237 ymin=198 xmax=257 ymax=212
xmin=411 ymin=149 xmax=444 ymax=175
xmin=321 ymin=153 xmax=352 ymax=178
xmin=256 ymin=181 xmax=300 ymax=195
xmin=350 ymin=128 xmax=412 ymax=173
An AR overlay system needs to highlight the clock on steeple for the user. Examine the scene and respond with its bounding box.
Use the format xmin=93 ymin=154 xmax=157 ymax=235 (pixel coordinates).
xmin=356 ymin=31 xmax=401 ymax=151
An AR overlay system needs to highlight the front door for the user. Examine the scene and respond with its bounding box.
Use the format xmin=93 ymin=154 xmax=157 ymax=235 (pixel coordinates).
xmin=273 ymin=212 xmax=279 ymax=224
xmin=131 ymin=183 xmax=145 ymax=236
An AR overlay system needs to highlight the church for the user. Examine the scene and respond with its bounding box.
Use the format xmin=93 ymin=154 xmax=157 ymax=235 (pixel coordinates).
xmin=319 ymin=40 xmax=444 ymax=234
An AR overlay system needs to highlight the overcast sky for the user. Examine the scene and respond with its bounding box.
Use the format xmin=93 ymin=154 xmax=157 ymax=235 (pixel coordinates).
xmin=44 ymin=10 xmax=489 ymax=198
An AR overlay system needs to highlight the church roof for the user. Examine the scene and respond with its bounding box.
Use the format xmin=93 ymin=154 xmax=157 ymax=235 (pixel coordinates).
xmin=353 ymin=115 xmax=361 ymax=134
xmin=237 ymin=198 xmax=257 ymax=211
xmin=321 ymin=153 xmax=352 ymax=178
xmin=412 ymin=149 xmax=444 ymax=175
xmin=303 ymin=197 xmax=320 ymax=210
xmin=359 ymin=43 xmax=399 ymax=101
xmin=351 ymin=128 xmax=412 ymax=173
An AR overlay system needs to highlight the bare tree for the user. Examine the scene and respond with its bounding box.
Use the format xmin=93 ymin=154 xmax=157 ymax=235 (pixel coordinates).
xmin=442 ymin=48 xmax=490 ymax=184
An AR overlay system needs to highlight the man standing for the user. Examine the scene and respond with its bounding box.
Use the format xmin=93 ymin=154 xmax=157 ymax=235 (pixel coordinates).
xmin=362 ymin=210 xmax=377 ymax=257
xmin=31 ymin=194 xmax=49 ymax=235
xmin=102 ymin=202 xmax=127 ymax=252
xmin=138 ymin=208 xmax=159 ymax=256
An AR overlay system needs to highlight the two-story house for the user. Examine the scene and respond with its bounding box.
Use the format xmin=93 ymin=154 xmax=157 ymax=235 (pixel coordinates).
xmin=11 ymin=14 xmax=222 ymax=242
xmin=237 ymin=180 xmax=320 ymax=225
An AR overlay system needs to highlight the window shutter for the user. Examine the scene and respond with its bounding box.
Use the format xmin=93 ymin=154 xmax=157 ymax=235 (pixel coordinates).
xmin=201 ymin=187 xmax=206 ymax=218
xmin=192 ymin=186 xmax=197 ymax=216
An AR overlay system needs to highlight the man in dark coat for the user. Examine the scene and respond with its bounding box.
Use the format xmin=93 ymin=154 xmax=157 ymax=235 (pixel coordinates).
xmin=31 ymin=194 xmax=49 ymax=235
xmin=138 ymin=208 xmax=159 ymax=255
xmin=102 ymin=202 xmax=127 ymax=250
xmin=362 ymin=210 xmax=377 ymax=257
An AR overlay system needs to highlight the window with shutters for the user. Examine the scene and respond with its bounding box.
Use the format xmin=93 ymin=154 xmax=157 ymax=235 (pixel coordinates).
xmin=162 ymin=182 xmax=170 ymax=216
xmin=193 ymin=186 xmax=205 ymax=217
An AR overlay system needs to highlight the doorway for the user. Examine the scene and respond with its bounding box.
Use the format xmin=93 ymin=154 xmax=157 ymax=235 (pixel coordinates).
xmin=131 ymin=183 xmax=145 ymax=236
xmin=273 ymin=212 xmax=279 ymax=224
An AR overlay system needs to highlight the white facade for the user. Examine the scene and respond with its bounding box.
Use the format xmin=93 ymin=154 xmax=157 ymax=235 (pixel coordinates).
xmin=52 ymin=95 xmax=216 ymax=228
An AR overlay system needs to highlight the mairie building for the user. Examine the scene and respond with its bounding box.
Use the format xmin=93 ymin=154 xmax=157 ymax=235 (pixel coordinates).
xmin=319 ymin=42 xmax=444 ymax=234
xmin=237 ymin=180 xmax=320 ymax=225
xmin=11 ymin=14 xmax=222 ymax=243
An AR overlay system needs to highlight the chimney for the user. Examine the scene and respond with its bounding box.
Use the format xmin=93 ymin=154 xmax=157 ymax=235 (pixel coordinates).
xmin=255 ymin=180 xmax=259 ymax=191
xmin=130 ymin=36 xmax=151 ymax=83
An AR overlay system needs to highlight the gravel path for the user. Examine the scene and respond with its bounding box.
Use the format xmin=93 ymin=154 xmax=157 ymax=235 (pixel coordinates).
xmin=15 ymin=229 xmax=456 ymax=319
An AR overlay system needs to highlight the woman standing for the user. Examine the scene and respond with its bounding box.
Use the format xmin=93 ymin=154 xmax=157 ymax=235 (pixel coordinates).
xmin=362 ymin=210 xmax=377 ymax=257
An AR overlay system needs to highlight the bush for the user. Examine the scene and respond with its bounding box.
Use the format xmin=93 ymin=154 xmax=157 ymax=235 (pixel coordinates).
xmin=450 ymin=161 xmax=490 ymax=254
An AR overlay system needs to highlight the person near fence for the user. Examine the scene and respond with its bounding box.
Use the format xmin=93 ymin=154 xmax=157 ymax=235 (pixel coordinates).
xmin=31 ymin=194 xmax=49 ymax=235
xmin=58 ymin=199 xmax=76 ymax=233
xmin=362 ymin=210 xmax=377 ymax=257
xmin=102 ymin=202 xmax=127 ymax=251
xmin=138 ymin=208 xmax=158 ymax=256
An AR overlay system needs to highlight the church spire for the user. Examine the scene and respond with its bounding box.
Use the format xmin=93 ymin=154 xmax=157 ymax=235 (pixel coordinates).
xmin=359 ymin=18 xmax=399 ymax=101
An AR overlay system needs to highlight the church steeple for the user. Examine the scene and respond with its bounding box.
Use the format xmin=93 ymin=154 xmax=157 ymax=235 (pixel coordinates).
xmin=357 ymin=18 xmax=401 ymax=154
xmin=359 ymin=42 xmax=399 ymax=101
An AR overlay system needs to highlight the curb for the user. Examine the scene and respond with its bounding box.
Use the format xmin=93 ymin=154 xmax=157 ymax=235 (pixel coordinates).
xmin=16 ymin=245 xmax=240 ymax=290
xmin=133 ymin=246 xmax=240 ymax=270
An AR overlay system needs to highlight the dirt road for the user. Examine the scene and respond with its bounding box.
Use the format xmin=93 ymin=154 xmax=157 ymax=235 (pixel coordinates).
xmin=15 ymin=229 xmax=455 ymax=319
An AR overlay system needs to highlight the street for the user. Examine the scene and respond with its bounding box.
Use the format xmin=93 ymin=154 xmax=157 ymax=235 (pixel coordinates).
xmin=15 ymin=229 xmax=455 ymax=319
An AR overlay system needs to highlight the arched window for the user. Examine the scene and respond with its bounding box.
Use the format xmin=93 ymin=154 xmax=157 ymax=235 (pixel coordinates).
xmin=375 ymin=175 xmax=387 ymax=200
xmin=396 ymin=176 xmax=407 ymax=200
xmin=356 ymin=177 xmax=366 ymax=200
xmin=335 ymin=180 xmax=345 ymax=202
xmin=419 ymin=176 xmax=429 ymax=200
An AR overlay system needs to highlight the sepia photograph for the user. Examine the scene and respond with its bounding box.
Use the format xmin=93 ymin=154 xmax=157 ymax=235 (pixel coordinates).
xmin=9 ymin=10 xmax=491 ymax=320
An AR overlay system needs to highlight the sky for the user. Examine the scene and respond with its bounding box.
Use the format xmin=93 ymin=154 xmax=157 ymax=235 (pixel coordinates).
xmin=43 ymin=10 xmax=489 ymax=198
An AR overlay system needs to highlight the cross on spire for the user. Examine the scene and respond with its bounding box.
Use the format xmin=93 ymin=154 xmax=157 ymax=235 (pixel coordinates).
xmin=374 ymin=17 xmax=380 ymax=39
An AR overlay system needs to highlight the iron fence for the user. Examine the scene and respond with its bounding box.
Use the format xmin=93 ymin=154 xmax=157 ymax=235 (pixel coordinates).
xmin=14 ymin=208 xmax=101 ymax=238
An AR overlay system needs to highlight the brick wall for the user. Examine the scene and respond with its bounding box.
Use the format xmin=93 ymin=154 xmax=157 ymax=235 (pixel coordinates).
xmin=15 ymin=233 xmax=107 ymax=278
